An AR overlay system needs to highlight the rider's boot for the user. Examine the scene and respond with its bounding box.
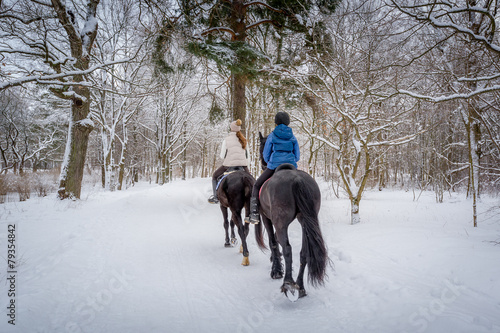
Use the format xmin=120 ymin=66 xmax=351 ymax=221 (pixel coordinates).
xmin=208 ymin=179 xmax=219 ymax=204
xmin=245 ymin=197 xmax=260 ymax=224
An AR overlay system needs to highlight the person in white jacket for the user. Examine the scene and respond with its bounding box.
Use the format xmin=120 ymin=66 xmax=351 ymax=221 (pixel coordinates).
xmin=208 ymin=119 xmax=250 ymax=204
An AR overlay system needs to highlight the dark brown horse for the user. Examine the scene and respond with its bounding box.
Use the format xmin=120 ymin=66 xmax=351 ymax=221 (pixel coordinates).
xmin=255 ymin=133 xmax=329 ymax=300
xmin=216 ymin=168 xmax=258 ymax=266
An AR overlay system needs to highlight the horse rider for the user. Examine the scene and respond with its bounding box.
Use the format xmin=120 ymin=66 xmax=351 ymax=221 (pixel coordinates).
xmin=208 ymin=119 xmax=250 ymax=204
xmin=245 ymin=111 xmax=300 ymax=224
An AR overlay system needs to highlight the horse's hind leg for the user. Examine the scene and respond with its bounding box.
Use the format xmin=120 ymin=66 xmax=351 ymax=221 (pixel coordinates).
xmin=230 ymin=216 xmax=238 ymax=246
xmin=262 ymin=215 xmax=283 ymax=279
xmin=221 ymin=206 xmax=231 ymax=247
xmin=296 ymin=228 xmax=308 ymax=298
xmin=276 ymin=224 xmax=300 ymax=300
xmin=244 ymin=193 xmax=251 ymax=222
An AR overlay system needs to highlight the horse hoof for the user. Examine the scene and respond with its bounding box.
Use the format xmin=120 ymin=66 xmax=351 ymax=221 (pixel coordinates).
xmin=271 ymin=271 xmax=283 ymax=280
xmin=281 ymin=282 xmax=300 ymax=302
xmin=231 ymin=238 xmax=238 ymax=246
xmin=241 ymin=257 xmax=250 ymax=266
xmin=224 ymin=243 xmax=231 ymax=248
xmin=299 ymin=289 xmax=307 ymax=298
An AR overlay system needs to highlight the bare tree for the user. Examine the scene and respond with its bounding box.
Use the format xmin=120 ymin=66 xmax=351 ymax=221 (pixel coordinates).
xmin=0 ymin=0 xmax=132 ymax=198
xmin=89 ymin=0 xmax=151 ymax=191
xmin=0 ymin=88 xmax=63 ymax=174
xmin=390 ymin=0 xmax=500 ymax=226
xmin=272 ymin=1 xmax=424 ymax=224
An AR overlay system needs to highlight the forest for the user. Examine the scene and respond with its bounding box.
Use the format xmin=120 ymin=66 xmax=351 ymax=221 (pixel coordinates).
xmin=1 ymin=0 xmax=499 ymax=226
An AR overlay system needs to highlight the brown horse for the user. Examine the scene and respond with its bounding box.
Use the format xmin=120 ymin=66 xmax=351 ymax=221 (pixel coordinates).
xmin=216 ymin=168 xmax=259 ymax=266
xmin=255 ymin=133 xmax=329 ymax=300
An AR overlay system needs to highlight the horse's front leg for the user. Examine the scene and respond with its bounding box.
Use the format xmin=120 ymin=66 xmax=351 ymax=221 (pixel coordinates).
xmin=276 ymin=225 xmax=300 ymax=301
xmin=220 ymin=206 xmax=231 ymax=247
xmin=232 ymin=209 xmax=249 ymax=266
xmin=262 ymin=215 xmax=283 ymax=279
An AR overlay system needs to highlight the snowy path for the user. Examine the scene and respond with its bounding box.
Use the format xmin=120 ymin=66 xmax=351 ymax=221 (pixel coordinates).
xmin=1 ymin=178 xmax=500 ymax=333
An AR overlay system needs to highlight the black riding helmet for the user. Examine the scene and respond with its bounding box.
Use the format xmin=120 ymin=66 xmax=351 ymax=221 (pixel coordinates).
xmin=275 ymin=111 xmax=290 ymax=126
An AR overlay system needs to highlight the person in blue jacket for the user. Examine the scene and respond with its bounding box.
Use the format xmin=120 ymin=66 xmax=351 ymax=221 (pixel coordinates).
xmin=245 ymin=111 xmax=300 ymax=224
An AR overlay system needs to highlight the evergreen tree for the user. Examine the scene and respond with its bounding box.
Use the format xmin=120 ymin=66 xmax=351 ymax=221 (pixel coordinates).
xmin=153 ymin=0 xmax=340 ymax=131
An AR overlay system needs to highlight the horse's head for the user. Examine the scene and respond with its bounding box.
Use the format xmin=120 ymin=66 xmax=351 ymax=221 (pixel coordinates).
xmin=258 ymin=131 xmax=268 ymax=171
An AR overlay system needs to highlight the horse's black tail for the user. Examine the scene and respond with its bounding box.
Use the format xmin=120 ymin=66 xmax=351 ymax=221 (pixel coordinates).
xmin=293 ymin=176 xmax=329 ymax=287
xmin=254 ymin=219 xmax=266 ymax=250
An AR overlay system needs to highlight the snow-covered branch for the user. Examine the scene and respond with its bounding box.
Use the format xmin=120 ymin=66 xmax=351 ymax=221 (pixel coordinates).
xmin=398 ymin=85 xmax=500 ymax=102
xmin=244 ymin=1 xmax=283 ymax=13
xmin=457 ymin=73 xmax=500 ymax=82
xmin=246 ymin=19 xmax=282 ymax=30
xmin=391 ymin=0 xmax=500 ymax=54
xmin=367 ymin=130 xmax=425 ymax=148
xmin=0 ymin=12 xmax=46 ymax=24
xmin=201 ymin=27 xmax=236 ymax=38
xmin=50 ymin=0 xmax=82 ymax=56
xmin=81 ymin=0 xmax=99 ymax=56
xmin=0 ymin=58 xmax=131 ymax=91
xmin=310 ymin=134 xmax=340 ymax=151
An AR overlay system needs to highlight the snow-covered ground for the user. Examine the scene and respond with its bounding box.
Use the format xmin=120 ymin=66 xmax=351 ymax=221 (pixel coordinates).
xmin=1 ymin=178 xmax=499 ymax=333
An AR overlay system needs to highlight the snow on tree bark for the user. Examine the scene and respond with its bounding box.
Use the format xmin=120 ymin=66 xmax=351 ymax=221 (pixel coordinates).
xmin=53 ymin=0 xmax=100 ymax=199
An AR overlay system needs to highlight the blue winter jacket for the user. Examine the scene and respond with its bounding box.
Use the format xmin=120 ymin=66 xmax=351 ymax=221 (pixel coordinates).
xmin=263 ymin=124 xmax=300 ymax=170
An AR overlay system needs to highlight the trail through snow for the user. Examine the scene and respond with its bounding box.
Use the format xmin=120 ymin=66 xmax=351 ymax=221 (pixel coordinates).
xmin=1 ymin=178 xmax=499 ymax=333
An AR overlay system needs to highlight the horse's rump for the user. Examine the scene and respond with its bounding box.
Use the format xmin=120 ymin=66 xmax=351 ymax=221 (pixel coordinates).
xmin=260 ymin=169 xmax=320 ymax=219
xmin=218 ymin=170 xmax=254 ymax=209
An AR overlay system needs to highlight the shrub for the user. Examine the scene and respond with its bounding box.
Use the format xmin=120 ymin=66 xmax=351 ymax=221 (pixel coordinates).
xmin=15 ymin=175 xmax=31 ymax=201
xmin=0 ymin=175 xmax=7 ymax=203
xmin=32 ymin=172 xmax=57 ymax=197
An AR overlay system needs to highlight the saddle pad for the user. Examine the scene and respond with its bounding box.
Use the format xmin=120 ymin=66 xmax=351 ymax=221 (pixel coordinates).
xmin=258 ymin=164 xmax=294 ymax=199
xmin=215 ymin=170 xmax=238 ymax=191
xmin=259 ymin=178 xmax=271 ymax=199
xmin=215 ymin=174 xmax=228 ymax=191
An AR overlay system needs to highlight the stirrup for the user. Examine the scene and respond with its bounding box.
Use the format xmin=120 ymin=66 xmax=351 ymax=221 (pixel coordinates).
xmin=208 ymin=195 xmax=219 ymax=204
xmin=245 ymin=212 xmax=260 ymax=224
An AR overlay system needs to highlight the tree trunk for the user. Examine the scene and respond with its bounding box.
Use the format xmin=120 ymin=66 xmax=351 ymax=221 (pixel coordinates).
xmin=58 ymin=90 xmax=93 ymax=199
xmin=230 ymin=0 xmax=247 ymax=132
xmin=117 ymin=139 xmax=126 ymax=190
xmin=182 ymin=123 xmax=187 ymax=180
xmin=464 ymin=0 xmax=481 ymax=227
xmin=101 ymin=162 xmax=106 ymax=188
xmin=117 ymin=159 xmax=125 ymax=190
xmin=466 ymin=109 xmax=480 ymax=227
xmin=231 ymin=73 xmax=247 ymax=131
xmin=350 ymin=199 xmax=360 ymax=225
xmin=54 ymin=0 xmax=100 ymax=199
xmin=103 ymin=146 xmax=113 ymax=191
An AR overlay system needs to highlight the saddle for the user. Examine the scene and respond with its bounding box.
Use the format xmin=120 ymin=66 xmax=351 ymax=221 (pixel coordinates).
xmin=216 ymin=166 xmax=247 ymax=191
xmin=259 ymin=163 xmax=296 ymax=198
xmin=275 ymin=163 xmax=296 ymax=172
xmin=226 ymin=166 xmax=246 ymax=173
